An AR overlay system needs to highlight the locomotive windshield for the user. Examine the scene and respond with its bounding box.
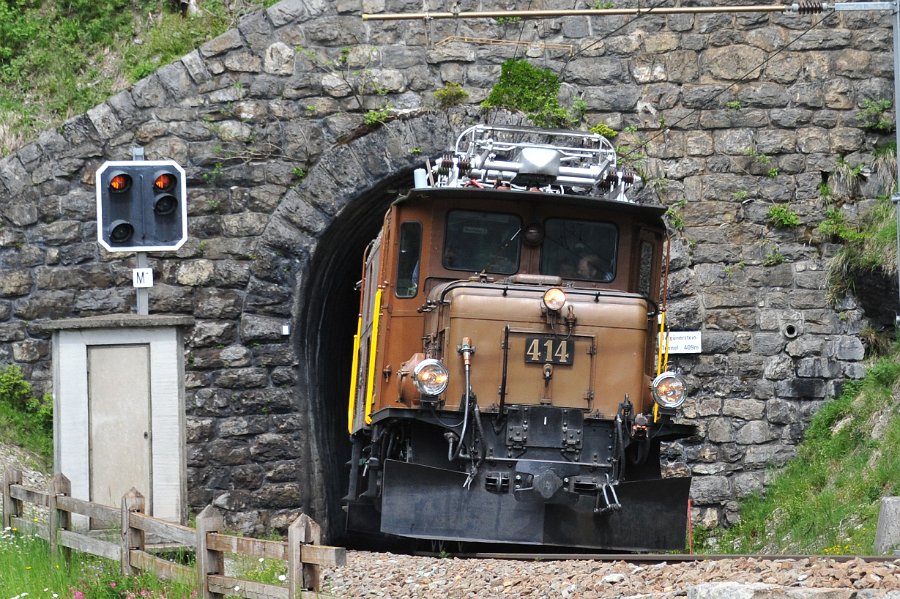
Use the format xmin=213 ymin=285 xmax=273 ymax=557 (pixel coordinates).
xmin=541 ymin=218 xmax=617 ymax=282
xmin=444 ymin=210 xmax=521 ymax=274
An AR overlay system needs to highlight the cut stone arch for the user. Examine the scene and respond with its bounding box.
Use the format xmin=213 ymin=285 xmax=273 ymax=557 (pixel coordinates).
xmin=257 ymin=110 xmax=483 ymax=540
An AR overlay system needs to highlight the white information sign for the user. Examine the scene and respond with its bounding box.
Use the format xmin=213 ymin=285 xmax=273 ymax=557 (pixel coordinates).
xmin=662 ymin=331 xmax=702 ymax=354
xmin=132 ymin=268 xmax=154 ymax=288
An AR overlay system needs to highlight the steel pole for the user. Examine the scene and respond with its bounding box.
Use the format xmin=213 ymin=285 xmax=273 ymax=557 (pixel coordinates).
xmin=363 ymin=6 xmax=796 ymax=20
xmin=891 ymin=2 xmax=900 ymax=312
xmin=893 ymin=1 xmax=900 ymax=309
xmin=132 ymin=146 xmax=149 ymax=316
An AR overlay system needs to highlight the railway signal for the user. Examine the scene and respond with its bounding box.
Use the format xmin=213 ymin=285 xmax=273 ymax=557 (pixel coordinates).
xmin=96 ymin=160 xmax=188 ymax=253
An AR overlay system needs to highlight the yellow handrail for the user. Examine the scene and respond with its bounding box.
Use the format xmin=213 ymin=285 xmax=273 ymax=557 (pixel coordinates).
xmin=656 ymin=311 xmax=666 ymax=376
xmin=654 ymin=311 xmax=670 ymax=423
xmin=363 ymin=288 xmax=383 ymax=425
xmin=346 ymin=315 xmax=363 ymax=434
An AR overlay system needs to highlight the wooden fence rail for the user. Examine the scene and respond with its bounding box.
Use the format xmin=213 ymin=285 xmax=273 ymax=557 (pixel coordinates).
xmin=2 ymin=467 xmax=346 ymax=598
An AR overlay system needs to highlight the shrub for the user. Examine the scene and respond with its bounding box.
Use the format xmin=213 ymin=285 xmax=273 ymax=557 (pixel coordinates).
xmin=434 ymin=82 xmax=469 ymax=108
xmin=856 ymin=98 xmax=894 ymax=133
xmin=0 ymin=364 xmax=33 ymax=411
xmin=482 ymin=59 xmax=571 ymax=128
xmin=589 ymin=122 xmax=617 ymax=138
xmin=0 ymin=365 xmax=52 ymax=465
xmin=767 ymin=204 xmax=800 ymax=228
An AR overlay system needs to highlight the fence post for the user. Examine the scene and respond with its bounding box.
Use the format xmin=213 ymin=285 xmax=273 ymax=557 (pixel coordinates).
xmin=288 ymin=513 xmax=322 ymax=596
xmin=120 ymin=488 xmax=145 ymax=576
xmin=48 ymin=473 xmax=72 ymax=567
xmin=2 ymin=467 xmax=22 ymax=529
xmin=195 ymin=505 xmax=224 ymax=599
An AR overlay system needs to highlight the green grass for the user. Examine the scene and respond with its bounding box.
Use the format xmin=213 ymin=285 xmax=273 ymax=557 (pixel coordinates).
xmin=0 ymin=528 xmax=197 ymax=598
xmin=0 ymin=0 xmax=276 ymax=155
xmin=700 ymin=345 xmax=900 ymax=554
xmin=0 ymin=400 xmax=52 ymax=470
xmin=826 ymin=194 xmax=898 ymax=302
xmin=0 ymin=364 xmax=52 ymax=469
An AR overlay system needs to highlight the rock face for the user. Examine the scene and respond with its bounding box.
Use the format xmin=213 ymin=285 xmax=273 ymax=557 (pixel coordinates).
xmin=0 ymin=0 xmax=893 ymax=536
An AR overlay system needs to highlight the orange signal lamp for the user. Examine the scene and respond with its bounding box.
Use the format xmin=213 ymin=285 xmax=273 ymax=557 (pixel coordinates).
xmin=109 ymin=173 xmax=131 ymax=193
xmin=154 ymin=173 xmax=176 ymax=192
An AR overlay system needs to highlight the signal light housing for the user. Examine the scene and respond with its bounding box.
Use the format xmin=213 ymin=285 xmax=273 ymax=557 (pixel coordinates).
xmin=96 ymin=160 xmax=188 ymax=252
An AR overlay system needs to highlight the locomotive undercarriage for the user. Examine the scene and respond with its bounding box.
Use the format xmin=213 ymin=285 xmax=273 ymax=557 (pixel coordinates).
xmin=345 ymin=404 xmax=694 ymax=551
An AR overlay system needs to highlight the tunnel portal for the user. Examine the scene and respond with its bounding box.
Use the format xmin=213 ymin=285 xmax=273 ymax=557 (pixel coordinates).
xmin=293 ymin=170 xmax=414 ymax=542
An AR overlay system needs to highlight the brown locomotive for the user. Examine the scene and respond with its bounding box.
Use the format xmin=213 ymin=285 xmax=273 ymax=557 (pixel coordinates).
xmin=344 ymin=124 xmax=695 ymax=551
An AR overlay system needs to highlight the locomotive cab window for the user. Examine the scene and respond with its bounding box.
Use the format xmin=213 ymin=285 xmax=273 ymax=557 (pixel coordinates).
xmin=541 ymin=219 xmax=617 ymax=282
xmin=444 ymin=210 xmax=521 ymax=274
xmin=396 ymin=221 xmax=422 ymax=298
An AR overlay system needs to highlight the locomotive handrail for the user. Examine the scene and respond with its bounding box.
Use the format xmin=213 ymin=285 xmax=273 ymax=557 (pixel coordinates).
xmin=435 ymin=279 xmax=650 ymax=305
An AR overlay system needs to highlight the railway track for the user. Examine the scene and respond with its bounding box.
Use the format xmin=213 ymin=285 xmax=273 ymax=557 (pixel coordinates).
xmin=428 ymin=551 xmax=900 ymax=563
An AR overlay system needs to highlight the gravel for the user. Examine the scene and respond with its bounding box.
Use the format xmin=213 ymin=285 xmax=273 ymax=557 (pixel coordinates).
xmin=320 ymin=551 xmax=900 ymax=598
xmin=0 ymin=444 xmax=47 ymax=482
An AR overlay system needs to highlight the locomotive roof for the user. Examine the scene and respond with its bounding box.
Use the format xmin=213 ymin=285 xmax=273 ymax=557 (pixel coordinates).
xmin=395 ymin=186 xmax=668 ymax=221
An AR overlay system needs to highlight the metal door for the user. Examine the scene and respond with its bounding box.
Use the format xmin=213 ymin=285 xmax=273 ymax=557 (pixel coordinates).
xmin=87 ymin=344 xmax=152 ymax=510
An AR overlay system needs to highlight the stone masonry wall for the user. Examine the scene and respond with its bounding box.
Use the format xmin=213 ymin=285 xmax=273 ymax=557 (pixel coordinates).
xmin=0 ymin=0 xmax=894 ymax=534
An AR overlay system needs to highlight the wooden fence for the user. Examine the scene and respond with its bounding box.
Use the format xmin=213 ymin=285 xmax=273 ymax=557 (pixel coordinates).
xmin=2 ymin=467 xmax=346 ymax=598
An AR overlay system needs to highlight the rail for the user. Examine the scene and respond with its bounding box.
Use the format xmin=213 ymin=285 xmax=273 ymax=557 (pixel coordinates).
xmin=2 ymin=467 xmax=346 ymax=599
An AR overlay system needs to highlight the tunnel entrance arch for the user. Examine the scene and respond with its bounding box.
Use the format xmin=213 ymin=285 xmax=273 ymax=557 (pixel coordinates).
xmin=259 ymin=111 xmax=527 ymax=541
xmin=294 ymin=173 xmax=411 ymax=543
xmin=271 ymin=113 xmax=459 ymax=541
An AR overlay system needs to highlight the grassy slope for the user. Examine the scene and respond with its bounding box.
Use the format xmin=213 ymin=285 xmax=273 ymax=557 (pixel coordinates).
xmin=0 ymin=0 xmax=275 ymax=156
xmin=701 ymin=347 xmax=900 ymax=554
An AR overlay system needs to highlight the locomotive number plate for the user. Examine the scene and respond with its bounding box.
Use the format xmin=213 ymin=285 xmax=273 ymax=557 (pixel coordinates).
xmin=524 ymin=336 xmax=573 ymax=365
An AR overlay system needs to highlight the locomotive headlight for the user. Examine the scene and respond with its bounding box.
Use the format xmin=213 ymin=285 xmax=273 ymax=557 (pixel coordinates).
xmin=542 ymin=287 xmax=566 ymax=311
xmin=651 ymin=371 xmax=688 ymax=408
xmin=413 ymin=359 xmax=449 ymax=396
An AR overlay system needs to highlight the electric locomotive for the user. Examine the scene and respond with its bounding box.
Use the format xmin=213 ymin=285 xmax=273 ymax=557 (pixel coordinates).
xmin=344 ymin=124 xmax=695 ymax=551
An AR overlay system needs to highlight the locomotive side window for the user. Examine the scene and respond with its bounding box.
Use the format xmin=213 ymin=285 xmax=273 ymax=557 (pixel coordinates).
xmin=541 ymin=219 xmax=617 ymax=282
xmin=638 ymin=240 xmax=654 ymax=297
xmin=396 ymin=221 xmax=422 ymax=298
xmin=444 ymin=210 xmax=521 ymax=274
